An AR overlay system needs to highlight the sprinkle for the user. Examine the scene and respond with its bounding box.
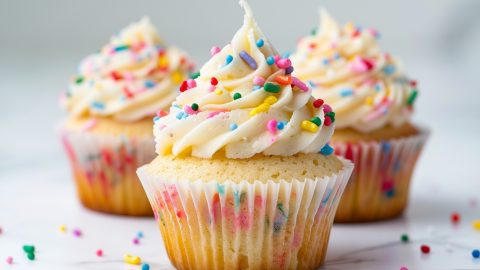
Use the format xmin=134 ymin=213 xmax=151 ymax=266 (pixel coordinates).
xmin=27 ymin=253 xmax=35 ymax=261
xmin=208 ymin=85 xmax=216 ymax=92
xmin=285 ymin=66 xmax=294 ymax=75
xmin=472 ymin=249 xmax=480 ymax=258
xmin=326 ymin=111 xmax=336 ymax=123
xmin=451 ymin=212 xmax=460 ymax=224
xmin=124 ymin=254 xmax=141 ymax=265
xmin=239 ymin=50 xmax=258 ymax=69
xmin=266 ymin=56 xmax=275 ymax=65
xmin=420 ymin=245 xmax=430 ymax=254
xmin=6 ymin=256 xmax=13 ymax=264
xmin=324 ymin=117 xmax=332 ymax=126
xmin=211 ymin=77 xmax=218 ymax=85
xmin=142 ymin=263 xmax=150 ymax=270
xmin=225 ymin=55 xmax=234 ymax=65
xmin=264 ymin=83 xmax=281 ymax=93
xmin=291 ymin=77 xmax=309 ymax=92
xmin=114 ymin=45 xmax=129 ymax=52
xmin=320 ymin=144 xmax=334 ymax=156
xmin=229 ymin=123 xmax=238 ymax=131
xmin=340 ymin=88 xmax=354 ymax=97
xmin=191 ymin=103 xmax=199 ymax=111
xmin=214 ymin=89 xmax=223 ymax=95
xmin=186 ymin=79 xmax=196 ymax=89
xmin=145 ymin=80 xmax=156 ymax=88
xmin=277 ymin=121 xmax=285 ymax=130
xmin=96 ymin=249 xmax=103 ymax=257
xmin=323 ymin=104 xmax=333 ymax=113
xmin=311 ymin=28 xmax=317 ymax=35
xmin=59 ymin=224 xmax=67 ymax=233
xmin=349 ymin=56 xmax=375 ymax=73
xmin=407 ymin=90 xmax=418 ymax=105
xmin=276 ymin=58 xmax=291 ymax=69
xmin=366 ymin=97 xmax=374 ymax=105
xmin=267 ymin=120 xmax=277 ymax=134
xmin=190 ymin=72 xmax=200 ymax=79
xmin=375 ymin=84 xmax=382 ymax=92
xmin=137 ymin=231 xmax=144 ymax=238
xmin=233 ymin=92 xmax=242 ymax=100
xmin=301 ymin=120 xmax=318 ymax=133
xmin=75 ymin=76 xmax=84 ymax=84
xmin=275 ymin=75 xmax=292 ymax=86
xmin=472 ymin=220 xmax=480 ymax=230
xmin=401 ymin=234 xmax=409 ymax=242
xmin=179 ymin=81 xmax=188 ymax=92
xmin=176 ymin=112 xmax=186 ymax=120
xmin=22 ymin=245 xmax=35 ymax=253
xmin=156 ymin=110 xmax=168 ymax=118
xmin=91 ymin=101 xmax=105 ymax=110
xmin=264 ymin=96 xmax=278 ymax=105
xmin=253 ymin=85 xmax=262 ymax=91
xmin=73 ymin=229 xmax=82 ymax=237
xmin=384 ymin=65 xmax=396 ymax=75
xmin=133 ymin=238 xmax=140 ymax=245
xmin=250 ymin=103 xmax=270 ymax=116
xmin=256 ymin=39 xmax=264 ymax=47
xmin=400 ymin=267 xmax=408 ymax=270
xmin=171 ymin=71 xmax=184 ymax=84
xmin=322 ymin=58 xmax=329 ymax=66
xmin=310 ymin=117 xmax=322 ymax=126
xmin=110 ymin=71 xmax=123 ymax=81
xmin=210 ymin=46 xmax=221 ymax=56
xmin=313 ymin=99 xmax=324 ymax=108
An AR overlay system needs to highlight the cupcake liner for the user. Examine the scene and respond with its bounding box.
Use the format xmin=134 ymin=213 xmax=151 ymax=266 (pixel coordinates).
xmin=138 ymin=158 xmax=353 ymax=270
xmin=333 ymin=127 xmax=429 ymax=222
xmin=61 ymin=127 xmax=155 ymax=216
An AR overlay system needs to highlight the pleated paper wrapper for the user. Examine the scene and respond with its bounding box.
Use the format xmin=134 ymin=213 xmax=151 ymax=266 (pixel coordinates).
xmin=333 ymin=128 xmax=429 ymax=222
xmin=138 ymin=158 xmax=353 ymax=270
xmin=61 ymin=128 xmax=155 ymax=216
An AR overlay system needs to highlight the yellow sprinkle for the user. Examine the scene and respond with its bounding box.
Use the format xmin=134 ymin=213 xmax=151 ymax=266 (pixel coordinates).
xmin=59 ymin=225 xmax=67 ymax=233
xmin=366 ymin=97 xmax=374 ymax=106
xmin=124 ymin=254 xmax=141 ymax=265
xmin=345 ymin=22 xmax=355 ymax=32
xmin=473 ymin=220 xmax=480 ymax=230
xmin=301 ymin=120 xmax=319 ymax=132
xmin=264 ymin=96 xmax=278 ymax=105
xmin=171 ymin=71 xmax=184 ymax=84
xmin=250 ymin=103 xmax=270 ymax=116
xmin=214 ymin=89 xmax=223 ymax=95
xmin=158 ymin=56 xmax=169 ymax=68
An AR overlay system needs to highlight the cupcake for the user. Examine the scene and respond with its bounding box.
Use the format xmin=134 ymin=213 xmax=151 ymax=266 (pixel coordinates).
xmin=291 ymin=10 xmax=428 ymax=222
xmin=137 ymin=1 xmax=353 ymax=269
xmin=60 ymin=17 xmax=194 ymax=216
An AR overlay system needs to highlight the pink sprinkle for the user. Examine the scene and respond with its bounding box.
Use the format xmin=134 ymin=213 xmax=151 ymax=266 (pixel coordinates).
xmin=158 ymin=124 xmax=167 ymax=131
xmin=400 ymin=267 xmax=408 ymax=270
xmin=207 ymin=111 xmax=224 ymax=119
xmin=123 ymin=72 xmax=134 ymax=81
xmin=349 ymin=56 xmax=375 ymax=73
xmin=187 ymin=79 xmax=196 ymax=88
xmin=323 ymin=104 xmax=333 ymax=113
xmin=210 ymin=46 xmax=221 ymax=56
xmin=276 ymin=58 xmax=292 ymax=69
xmin=253 ymin=76 xmax=266 ymax=86
xmin=208 ymin=85 xmax=216 ymax=92
xmin=364 ymin=100 xmax=392 ymax=122
xmin=81 ymin=119 xmax=97 ymax=131
xmin=183 ymin=105 xmax=199 ymax=115
xmin=291 ymin=77 xmax=309 ymax=92
xmin=6 ymin=256 xmax=13 ymax=264
xmin=133 ymin=238 xmax=140 ymax=245
xmin=273 ymin=55 xmax=281 ymax=63
xmin=156 ymin=110 xmax=168 ymax=118
xmin=73 ymin=229 xmax=82 ymax=237
xmin=324 ymin=117 xmax=332 ymax=126
xmin=267 ymin=119 xmax=277 ymax=134
xmin=96 ymin=249 xmax=103 ymax=257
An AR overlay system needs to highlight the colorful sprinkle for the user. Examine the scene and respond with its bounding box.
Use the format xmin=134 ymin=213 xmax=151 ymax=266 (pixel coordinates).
xmin=59 ymin=224 xmax=67 ymax=233
xmin=210 ymin=46 xmax=221 ymax=56
xmin=96 ymin=249 xmax=103 ymax=257
xmin=239 ymin=50 xmax=258 ymax=69
xmin=214 ymin=89 xmax=223 ymax=95
xmin=401 ymin=234 xmax=409 ymax=242
xmin=211 ymin=77 xmax=218 ymax=85
xmin=256 ymin=39 xmax=264 ymax=48
xmin=420 ymin=245 xmax=430 ymax=254
xmin=145 ymin=80 xmax=156 ymax=88
xmin=291 ymin=77 xmax=309 ymax=92
xmin=91 ymin=101 xmax=105 ymax=110
xmin=267 ymin=120 xmax=277 ymax=134
xmin=264 ymin=96 xmax=278 ymax=105
xmin=142 ymin=263 xmax=150 ymax=270
xmin=472 ymin=249 xmax=480 ymax=258
xmin=186 ymin=79 xmax=196 ymax=89
xmin=137 ymin=231 xmax=144 ymax=238
xmin=277 ymin=121 xmax=285 ymax=130
xmin=451 ymin=212 xmax=460 ymax=224
xmin=229 ymin=123 xmax=238 ymax=131
xmin=266 ymin=56 xmax=275 ymax=65
xmin=407 ymin=90 xmax=418 ymax=105
xmin=75 ymin=76 xmax=84 ymax=84
xmin=472 ymin=220 xmax=480 ymax=230
xmin=340 ymin=88 xmax=354 ymax=97
xmin=124 ymin=254 xmax=141 ymax=265
xmin=310 ymin=117 xmax=322 ymax=126
xmin=384 ymin=65 xmax=396 ymax=75
xmin=276 ymin=58 xmax=291 ymax=69
xmin=6 ymin=256 xmax=13 ymax=264
xmin=225 ymin=55 xmax=234 ymax=65
xmin=191 ymin=103 xmax=199 ymax=111
xmin=400 ymin=267 xmax=408 ymax=270
xmin=313 ymin=99 xmax=324 ymax=108
xmin=275 ymin=75 xmax=292 ymax=86
xmin=114 ymin=45 xmax=129 ymax=52
xmin=73 ymin=229 xmax=82 ymax=237
xmin=320 ymin=144 xmax=334 ymax=156
xmin=264 ymin=83 xmax=281 ymax=93
xmin=22 ymin=245 xmax=35 ymax=253
xmin=350 ymin=56 xmax=375 ymax=73
xmin=301 ymin=120 xmax=318 ymax=133
xmin=179 ymin=81 xmax=188 ymax=92
xmin=285 ymin=66 xmax=294 ymax=75
xmin=133 ymin=238 xmax=140 ymax=245
xmin=253 ymin=75 xmax=266 ymax=86
xmin=27 ymin=253 xmax=35 ymax=261
xmin=233 ymin=92 xmax=242 ymax=100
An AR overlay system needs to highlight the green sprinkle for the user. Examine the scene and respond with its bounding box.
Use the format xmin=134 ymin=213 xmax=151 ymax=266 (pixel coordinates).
xmin=23 ymin=245 xmax=35 ymax=253
xmin=264 ymin=83 xmax=281 ymax=93
xmin=114 ymin=45 xmax=129 ymax=52
xmin=407 ymin=90 xmax=418 ymax=105
xmin=311 ymin=28 xmax=318 ymax=36
xmin=310 ymin=116 xmax=322 ymax=126
xmin=400 ymin=234 xmax=409 ymax=242
xmin=75 ymin=76 xmax=84 ymax=84
xmin=191 ymin=103 xmax=199 ymax=111
xmin=326 ymin=111 xmax=336 ymax=122
xmin=190 ymin=71 xmax=200 ymax=79
xmin=233 ymin=92 xmax=242 ymax=100
xmin=27 ymin=252 xmax=35 ymax=261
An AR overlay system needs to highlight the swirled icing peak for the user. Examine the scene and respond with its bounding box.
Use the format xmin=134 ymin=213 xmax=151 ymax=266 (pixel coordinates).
xmin=291 ymin=9 xmax=419 ymax=133
xmin=154 ymin=0 xmax=335 ymax=159
xmin=64 ymin=17 xmax=194 ymax=122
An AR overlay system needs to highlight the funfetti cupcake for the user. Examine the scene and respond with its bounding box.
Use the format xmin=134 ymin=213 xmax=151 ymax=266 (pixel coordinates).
xmin=60 ymin=17 xmax=194 ymax=216
xmin=137 ymin=1 xmax=353 ymax=269
xmin=291 ymin=10 xmax=429 ymax=222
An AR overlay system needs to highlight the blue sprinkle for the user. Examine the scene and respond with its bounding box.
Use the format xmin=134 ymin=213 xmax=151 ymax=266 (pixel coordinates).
xmin=307 ymin=80 xmax=316 ymax=88
xmin=229 ymin=123 xmax=238 ymax=131
xmin=383 ymin=65 xmax=396 ymax=75
xmin=252 ymin=85 xmax=262 ymax=91
xmin=472 ymin=249 xmax=480 ymax=258
xmin=385 ymin=189 xmax=395 ymax=198
xmin=322 ymin=58 xmax=330 ymax=65
xmin=225 ymin=55 xmax=234 ymax=65
xmin=216 ymin=184 xmax=225 ymax=195
xmin=145 ymin=80 xmax=156 ymax=88
xmin=91 ymin=101 xmax=105 ymax=110
xmin=266 ymin=56 xmax=275 ymax=65
xmin=320 ymin=144 xmax=334 ymax=156
xmin=277 ymin=121 xmax=285 ymax=130
xmin=142 ymin=263 xmax=150 ymax=270
xmin=137 ymin=231 xmax=144 ymax=238
xmin=282 ymin=51 xmax=291 ymax=59
xmin=256 ymin=39 xmax=264 ymax=48
xmin=153 ymin=116 xmax=160 ymax=122
xmin=176 ymin=111 xmax=186 ymax=120
xmin=172 ymin=104 xmax=181 ymax=109
xmin=375 ymin=84 xmax=382 ymax=92
xmin=334 ymin=53 xmax=341 ymax=60
xmin=340 ymin=88 xmax=354 ymax=97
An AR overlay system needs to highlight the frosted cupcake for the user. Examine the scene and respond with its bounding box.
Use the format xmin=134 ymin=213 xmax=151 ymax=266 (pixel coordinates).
xmin=137 ymin=2 xmax=353 ymax=269
xmin=291 ymin=10 xmax=428 ymax=222
xmin=60 ymin=18 xmax=194 ymax=216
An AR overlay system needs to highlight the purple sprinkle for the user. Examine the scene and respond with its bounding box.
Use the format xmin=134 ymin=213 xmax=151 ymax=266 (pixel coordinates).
xmin=73 ymin=229 xmax=82 ymax=237
xmin=285 ymin=66 xmax=294 ymax=75
xmin=239 ymin=50 xmax=258 ymax=69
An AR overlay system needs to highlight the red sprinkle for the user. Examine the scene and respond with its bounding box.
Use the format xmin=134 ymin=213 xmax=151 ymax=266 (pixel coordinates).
xmin=180 ymin=81 xmax=188 ymax=92
xmin=409 ymin=80 xmax=417 ymax=87
xmin=176 ymin=210 xmax=184 ymax=218
xmin=451 ymin=212 xmax=460 ymax=224
xmin=123 ymin=87 xmax=134 ymax=99
xmin=420 ymin=245 xmax=430 ymax=254
xmin=309 ymin=43 xmax=317 ymax=50
xmin=110 ymin=71 xmax=123 ymax=81
xmin=313 ymin=99 xmax=324 ymax=108
xmin=211 ymin=77 xmax=218 ymax=86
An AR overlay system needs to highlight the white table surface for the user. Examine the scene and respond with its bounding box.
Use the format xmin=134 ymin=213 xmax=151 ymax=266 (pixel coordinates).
xmin=1 ymin=53 xmax=479 ymax=270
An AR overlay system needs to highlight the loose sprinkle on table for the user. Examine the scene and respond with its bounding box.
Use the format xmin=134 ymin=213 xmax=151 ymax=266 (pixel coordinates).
xmin=6 ymin=256 xmax=13 ymax=264
xmin=133 ymin=238 xmax=140 ymax=245
xmin=472 ymin=220 xmax=480 ymax=230
xmin=96 ymin=249 xmax=103 ymax=257
xmin=400 ymin=234 xmax=409 ymax=242
xmin=472 ymin=249 xmax=480 ymax=258
xmin=451 ymin=212 xmax=460 ymax=224
xmin=142 ymin=263 xmax=150 ymax=270
xmin=420 ymin=245 xmax=430 ymax=254
xmin=73 ymin=229 xmax=82 ymax=237
xmin=124 ymin=254 xmax=141 ymax=265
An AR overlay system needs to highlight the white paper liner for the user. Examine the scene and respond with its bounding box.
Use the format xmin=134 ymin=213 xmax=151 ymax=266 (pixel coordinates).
xmin=333 ymin=127 xmax=429 ymax=222
xmin=61 ymin=128 xmax=155 ymax=216
xmin=138 ymin=158 xmax=353 ymax=270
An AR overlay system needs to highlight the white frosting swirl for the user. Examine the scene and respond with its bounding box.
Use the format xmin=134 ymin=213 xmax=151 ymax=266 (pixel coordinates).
xmin=154 ymin=0 xmax=335 ymax=159
xmin=291 ymin=9 xmax=418 ymax=133
xmin=65 ymin=17 xmax=194 ymax=122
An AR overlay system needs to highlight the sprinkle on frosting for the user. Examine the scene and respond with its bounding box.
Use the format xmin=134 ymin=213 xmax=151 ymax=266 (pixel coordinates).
xmin=64 ymin=17 xmax=194 ymax=122
xmin=291 ymin=9 xmax=418 ymax=133
xmin=153 ymin=0 xmax=335 ymax=159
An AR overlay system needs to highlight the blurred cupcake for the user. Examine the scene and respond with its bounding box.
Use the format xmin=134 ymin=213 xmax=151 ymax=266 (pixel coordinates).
xmin=291 ymin=10 xmax=428 ymax=222
xmin=137 ymin=1 xmax=353 ymax=269
xmin=60 ymin=17 xmax=194 ymax=216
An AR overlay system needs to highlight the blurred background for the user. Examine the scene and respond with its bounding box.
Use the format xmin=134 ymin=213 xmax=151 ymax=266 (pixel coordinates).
xmin=0 ymin=0 xmax=479 ymax=182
